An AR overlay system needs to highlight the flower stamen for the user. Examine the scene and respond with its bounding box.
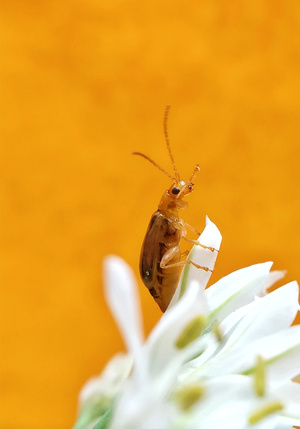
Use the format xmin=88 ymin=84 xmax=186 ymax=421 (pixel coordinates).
xmin=175 ymin=316 xmax=207 ymax=349
xmin=176 ymin=384 xmax=205 ymax=411
xmin=248 ymin=401 xmax=283 ymax=425
xmin=253 ymin=355 xmax=266 ymax=397
xmin=213 ymin=323 xmax=223 ymax=342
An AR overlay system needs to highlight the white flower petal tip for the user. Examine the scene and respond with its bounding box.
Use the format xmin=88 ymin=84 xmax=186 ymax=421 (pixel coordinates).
xmin=205 ymin=261 xmax=274 ymax=323
xmin=259 ymin=269 xmax=287 ymax=296
xmin=200 ymin=216 xmax=222 ymax=251
xmin=103 ymin=256 xmax=141 ymax=328
xmin=103 ymin=255 xmax=136 ymax=290
xmin=102 ymin=256 xmax=144 ymax=358
xmin=168 ymin=217 xmax=222 ymax=307
xmin=191 ymin=216 xmax=222 ymax=273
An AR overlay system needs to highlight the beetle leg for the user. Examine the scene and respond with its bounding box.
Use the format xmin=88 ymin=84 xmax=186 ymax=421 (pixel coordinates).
xmin=160 ymin=246 xmax=212 ymax=272
xmin=180 ymin=250 xmax=189 ymax=258
xmin=162 ymin=259 xmax=212 ymax=272
xmin=182 ymin=221 xmax=218 ymax=253
xmin=182 ymin=235 xmax=218 ymax=253
xmin=160 ymin=245 xmax=181 ymax=268
xmin=183 ymin=221 xmax=201 ymax=236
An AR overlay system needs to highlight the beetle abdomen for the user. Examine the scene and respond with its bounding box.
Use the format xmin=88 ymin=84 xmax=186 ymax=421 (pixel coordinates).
xmin=140 ymin=210 xmax=181 ymax=311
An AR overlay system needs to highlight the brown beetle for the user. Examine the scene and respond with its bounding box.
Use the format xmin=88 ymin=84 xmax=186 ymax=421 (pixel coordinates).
xmin=133 ymin=106 xmax=215 ymax=312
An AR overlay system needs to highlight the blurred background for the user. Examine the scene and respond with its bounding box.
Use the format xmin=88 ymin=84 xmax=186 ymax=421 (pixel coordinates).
xmin=1 ymin=1 xmax=299 ymax=428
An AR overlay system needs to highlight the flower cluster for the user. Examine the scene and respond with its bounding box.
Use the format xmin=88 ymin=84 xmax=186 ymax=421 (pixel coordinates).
xmin=73 ymin=218 xmax=300 ymax=429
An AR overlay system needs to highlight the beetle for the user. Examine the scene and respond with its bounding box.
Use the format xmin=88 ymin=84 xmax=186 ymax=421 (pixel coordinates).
xmin=133 ymin=105 xmax=216 ymax=312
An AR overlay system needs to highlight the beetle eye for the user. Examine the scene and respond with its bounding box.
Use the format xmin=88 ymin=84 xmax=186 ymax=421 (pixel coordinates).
xmin=172 ymin=187 xmax=180 ymax=195
xmin=188 ymin=184 xmax=193 ymax=191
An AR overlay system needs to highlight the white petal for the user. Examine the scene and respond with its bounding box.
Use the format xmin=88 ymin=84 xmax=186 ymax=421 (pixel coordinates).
xmin=267 ymin=340 xmax=300 ymax=388
xmin=275 ymin=423 xmax=294 ymax=429
xmin=182 ymin=332 xmax=219 ymax=374
xmin=200 ymin=215 xmax=222 ymax=250
xmin=221 ymin=282 xmax=299 ymax=351
xmin=275 ymin=381 xmax=300 ymax=418
xmin=109 ymin=378 xmax=174 ymax=429
xmin=276 ymin=416 xmax=300 ymax=429
xmin=220 ymin=300 xmax=257 ymax=336
xmin=206 ymin=262 xmax=273 ymax=323
xmin=185 ymin=375 xmax=280 ymax=429
xmin=193 ymin=325 xmax=300 ymax=381
xmin=146 ymin=281 xmax=207 ymax=377
xmin=103 ymin=256 xmax=146 ymax=383
xmin=169 ymin=216 xmax=222 ymax=307
xmin=79 ymin=353 xmax=132 ymax=403
xmin=259 ymin=270 xmax=286 ymax=296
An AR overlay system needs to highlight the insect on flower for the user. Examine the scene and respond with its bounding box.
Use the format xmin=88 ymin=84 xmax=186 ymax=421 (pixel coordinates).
xmin=133 ymin=106 xmax=217 ymax=312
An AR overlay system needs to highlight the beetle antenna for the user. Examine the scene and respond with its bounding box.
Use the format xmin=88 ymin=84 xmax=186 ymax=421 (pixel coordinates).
xmin=189 ymin=164 xmax=200 ymax=182
xmin=163 ymin=105 xmax=180 ymax=182
xmin=133 ymin=152 xmax=176 ymax=181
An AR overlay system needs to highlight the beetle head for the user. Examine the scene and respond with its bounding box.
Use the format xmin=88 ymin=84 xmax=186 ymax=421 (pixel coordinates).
xmin=169 ymin=180 xmax=194 ymax=199
xmin=169 ymin=164 xmax=200 ymax=198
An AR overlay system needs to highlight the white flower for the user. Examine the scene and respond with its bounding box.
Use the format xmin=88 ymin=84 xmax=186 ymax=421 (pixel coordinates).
xmin=73 ymin=354 xmax=132 ymax=429
xmin=73 ymin=218 xmax=300 ymax=429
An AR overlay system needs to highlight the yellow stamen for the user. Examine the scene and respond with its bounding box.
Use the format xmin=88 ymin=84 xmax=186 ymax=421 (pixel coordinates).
xmin=176 ymin=384 xmax=205 ymax=411
xmin=213 ymin=323 xmax=223 ymax=342
xmin=248 ymin=402 xmax=283 ymax=425
xmin=175 ymin=316 xmax=207 ymax=349
xmin=254 ymin=355 xmax=266 ymax=397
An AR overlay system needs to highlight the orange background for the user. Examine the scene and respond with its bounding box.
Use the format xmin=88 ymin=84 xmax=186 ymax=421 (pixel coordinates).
xmin=1 ymin=1 xmax=299 ymax=428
